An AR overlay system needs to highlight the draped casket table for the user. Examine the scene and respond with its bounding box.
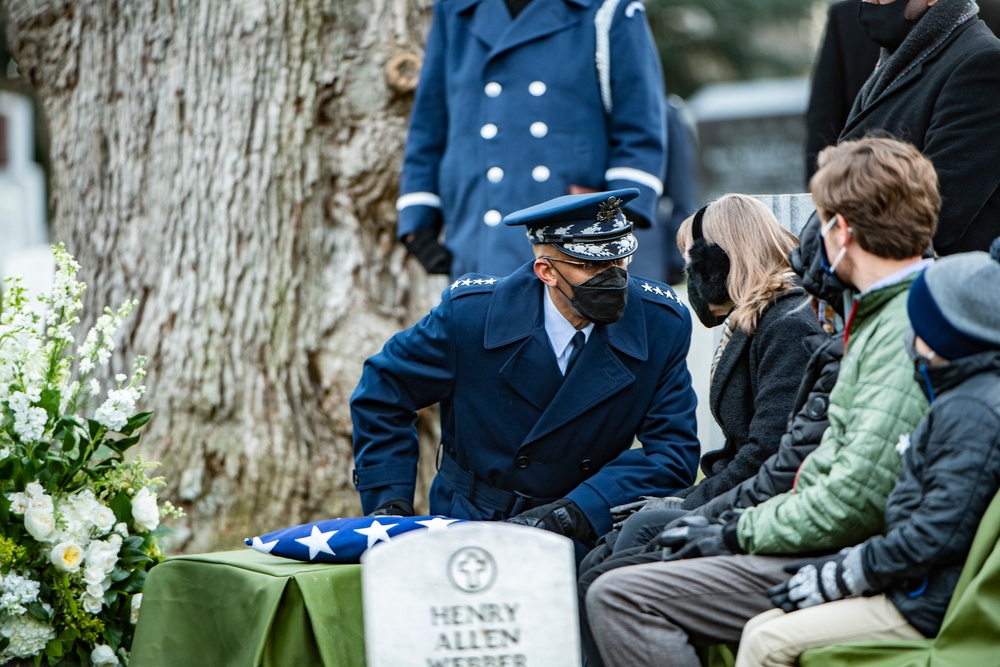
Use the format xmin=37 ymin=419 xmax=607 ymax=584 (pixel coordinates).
xmin=130 ymin=550 xmax=366 ymax=666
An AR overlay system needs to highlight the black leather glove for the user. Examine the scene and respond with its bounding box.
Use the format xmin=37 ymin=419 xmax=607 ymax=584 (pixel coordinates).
xmin=506 ymin=499 xmax=594 ymax=542
xmin=370 ymin=497 xmax=415 ymax=517
xmin=403 ymin=226 xmax=452 ymax=275
xmin=767 ymin=547 xmax=871 ymax=612
xmin=644 ymin=513 xmax=742 ymax=561
xmin=609 ymin=496 xmax=686 ymax=526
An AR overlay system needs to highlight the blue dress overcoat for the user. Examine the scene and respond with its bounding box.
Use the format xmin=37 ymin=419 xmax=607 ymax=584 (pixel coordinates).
xmin=351 ymin=263 xmax=699 ymax=536
xmin=398 ymin=0 xmax=667 ymax=278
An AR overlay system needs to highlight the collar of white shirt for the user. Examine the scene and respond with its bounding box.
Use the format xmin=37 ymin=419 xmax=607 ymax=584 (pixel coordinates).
xmin=543 ymin=287 xmax=594 ymax=374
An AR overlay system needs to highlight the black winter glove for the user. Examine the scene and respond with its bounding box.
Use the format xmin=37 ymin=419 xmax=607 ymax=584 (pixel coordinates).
xmin=644 ymin=513 xmax=742 ymax=561
xmin=767 ymin=546 xmax=871 ymax=612
xmin=403 ymin=226 xmax=452 ymax=275
xmin=609 ymin=496 xmax=686 ymax=527
xmin=506 ymin=499 xmax=594 ymax=542
xmin=370 ymin=497 xmax=415 ymax=517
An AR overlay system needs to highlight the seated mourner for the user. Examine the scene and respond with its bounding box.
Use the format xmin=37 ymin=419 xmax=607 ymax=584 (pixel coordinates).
xmin=738 ymin=240 xmax=1000 ymax=666
xmin=350 ymin=188 xmax=699 ymax=554
xmin=585 ymin=136 xmax=935 ymax=667
xmin=575 ymin=193 xmax=823 ymax=665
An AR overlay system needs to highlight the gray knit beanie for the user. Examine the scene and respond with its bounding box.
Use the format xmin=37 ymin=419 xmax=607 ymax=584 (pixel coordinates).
xmin=907 ymin=238 xmax=1000 ymax=360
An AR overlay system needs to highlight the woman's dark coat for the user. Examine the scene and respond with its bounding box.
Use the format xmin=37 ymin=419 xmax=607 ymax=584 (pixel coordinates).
xmin=676 ymin=289 xmax=824 ymax=510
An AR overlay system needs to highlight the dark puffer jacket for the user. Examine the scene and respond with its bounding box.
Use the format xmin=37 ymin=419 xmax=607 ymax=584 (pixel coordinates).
xmin=676 ymin=290 xmax=823 ymax=509
xmin=691 ymin=330 xmax=843 ymax=518
xmin=862 ymin=349 xmax=1000 ymax=637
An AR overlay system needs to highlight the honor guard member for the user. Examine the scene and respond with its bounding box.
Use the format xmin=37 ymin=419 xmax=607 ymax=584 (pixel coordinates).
xmin=396 ymin=0 xmax=667 ymax=279
xmin=352 ymin=188 xmax=699 ymax=551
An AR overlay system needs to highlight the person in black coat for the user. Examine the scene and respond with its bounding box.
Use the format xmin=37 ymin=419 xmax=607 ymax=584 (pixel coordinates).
xmin=576 ymin=194 xmax=824 ymax=666
xmin=841 ymin=0 xmax=1000 ymax=255
xmin=805 ymin=0 xmax=881 ymax=183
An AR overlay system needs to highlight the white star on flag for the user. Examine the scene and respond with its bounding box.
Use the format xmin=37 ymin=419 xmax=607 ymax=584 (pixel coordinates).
xmin=417 ymin=517 xmax=461 ymax=531
xmin=295 ymin=525 xmax=338 ymax=560
xmin=250 ymin=536 xmax=279 ymax=553
xmin=354 ymin=519 xmax=398 ymax=549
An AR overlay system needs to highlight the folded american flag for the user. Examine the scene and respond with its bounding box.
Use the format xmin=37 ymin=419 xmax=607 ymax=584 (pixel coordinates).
xmin=245 ymin=515 xmax=467 ymax=564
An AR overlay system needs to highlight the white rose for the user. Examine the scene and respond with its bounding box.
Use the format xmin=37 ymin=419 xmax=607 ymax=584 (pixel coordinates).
xmin=25 ymin=482 xmax=44 ymax=498
xmin=7 ymin=491 xmax=28 ymax=514
xmin=82 ymin=567 xmax=106 ymax=587
xmin=85 ymin=540 xmax=120 ymax=574
xmin=28 ymin=492 xmax=53 ymax=512
xmin=86 ymin=582 xmax=106 ymax=599
xmin=114 ymin=522 xmax=129 ymax=537
xmin=93 ymin=503 xmax=117 ymax=534
xmin=50 ymin=541 xmax=84 ymax=572
xmin=131 ymin=487 xmax=160 ymax=532
xmin=130 ymin=593 xmax=142 ymax=624
xmin=90 ymin=644 xmax=119 ymax=666
xmin=24 ymin=506 xmax=57 ymax=543
xmin=82 ymin=593 xmax=104 ymax=615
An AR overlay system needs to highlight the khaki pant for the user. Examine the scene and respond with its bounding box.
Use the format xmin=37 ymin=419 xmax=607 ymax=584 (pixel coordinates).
xmin=736 ymin=595 xmax=925 ymax=667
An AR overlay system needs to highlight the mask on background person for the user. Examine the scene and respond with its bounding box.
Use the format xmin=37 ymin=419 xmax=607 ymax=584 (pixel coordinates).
xmin=551 ymin=264 xmax=630 ymax=324
xmin=858 ymin=0 xmax=919 ymax=50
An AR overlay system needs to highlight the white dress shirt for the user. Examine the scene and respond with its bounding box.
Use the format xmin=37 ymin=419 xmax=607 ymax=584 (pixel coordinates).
xmin=544 ymin=287 xmax=593 ymax=375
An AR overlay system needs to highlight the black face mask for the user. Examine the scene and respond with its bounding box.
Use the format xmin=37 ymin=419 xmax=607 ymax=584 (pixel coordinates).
xmin=858 ymin=0 xmax=919 ymax=50
xmin=551 ymin=264 xmax=629 ymax=324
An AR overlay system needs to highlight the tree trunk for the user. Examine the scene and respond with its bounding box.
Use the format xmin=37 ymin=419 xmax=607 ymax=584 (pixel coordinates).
xmin=3 ymin=0 xmax=444 ymax=552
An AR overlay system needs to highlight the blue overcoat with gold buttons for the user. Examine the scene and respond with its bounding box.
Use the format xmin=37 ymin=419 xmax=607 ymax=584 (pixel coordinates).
xmin=397 ymin=0 xmax=667 ymax=278
xmin=351 ymin=263 xmax=698 ymax=536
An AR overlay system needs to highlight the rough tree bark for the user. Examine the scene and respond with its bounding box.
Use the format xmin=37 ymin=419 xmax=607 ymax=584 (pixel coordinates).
xmin=3 ymin=0 xmax=444 ymax=552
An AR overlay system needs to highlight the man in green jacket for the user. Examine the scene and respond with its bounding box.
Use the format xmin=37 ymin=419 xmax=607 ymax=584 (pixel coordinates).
xmin=586 ymin=137 xmax=935 ymax=667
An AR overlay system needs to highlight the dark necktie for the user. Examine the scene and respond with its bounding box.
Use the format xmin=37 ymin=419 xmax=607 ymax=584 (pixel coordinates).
xmin=565 ymin=331 xmax=586 ymax=376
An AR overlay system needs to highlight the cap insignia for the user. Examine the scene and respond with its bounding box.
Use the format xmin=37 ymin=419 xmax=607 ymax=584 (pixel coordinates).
xmin=597 ymin=196 xmax=623 ymax=222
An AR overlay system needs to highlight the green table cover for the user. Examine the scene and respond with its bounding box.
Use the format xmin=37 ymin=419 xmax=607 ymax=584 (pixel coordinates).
xmin=800 ymin=489 xmax=1000 ymax=667
xmin=130 ymin=550 xmax=366 ymax=667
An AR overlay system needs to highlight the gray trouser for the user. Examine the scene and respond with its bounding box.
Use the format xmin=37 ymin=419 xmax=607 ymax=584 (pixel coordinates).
xmin=585 ymin=554 xmax=797 ymax=667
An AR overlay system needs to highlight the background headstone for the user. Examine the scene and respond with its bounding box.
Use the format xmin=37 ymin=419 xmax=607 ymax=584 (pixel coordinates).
xmin=0 ymin=90 xmax=49 ymax=291
xmin=689 ymin=79 xmax=809 ymax=203
xmin=363 ymin=522 xmax=580 ymax=667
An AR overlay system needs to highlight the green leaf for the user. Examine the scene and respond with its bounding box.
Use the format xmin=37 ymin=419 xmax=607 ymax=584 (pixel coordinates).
xmin=26 ymin=599 xmax=49 ymax=621
xmin=106 ymin=434 xmax=141 ymax=453
xmin=122 ymin=569 xmax=147 ymax=593
xmin=123 ymin=535 xmax=145 ymax=550
xmin=110 ymin=492 xmax=134 ymax=524
xmin=104 ymin=622 xmax=124 ymax=650
xmin=110 ymin=565 xmax=131 ymax=583
xmin=118 ymin=411 xmax=153 ymax=436
xmin=150 ymin=524 xmax=175 ymax=538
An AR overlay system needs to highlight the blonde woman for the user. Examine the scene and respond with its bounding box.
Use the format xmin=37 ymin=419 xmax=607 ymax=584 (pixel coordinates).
xmin=579 ymin=194 xmax=824 ymax=667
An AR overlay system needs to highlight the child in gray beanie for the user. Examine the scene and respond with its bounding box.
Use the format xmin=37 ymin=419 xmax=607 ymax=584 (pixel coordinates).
xmin=737 ymin=239 xmax=1000 ymax=666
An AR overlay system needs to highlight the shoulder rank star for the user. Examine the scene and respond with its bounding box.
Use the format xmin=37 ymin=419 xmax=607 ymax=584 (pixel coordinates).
xmin=597 ymin=196 xmax=623 ymax=222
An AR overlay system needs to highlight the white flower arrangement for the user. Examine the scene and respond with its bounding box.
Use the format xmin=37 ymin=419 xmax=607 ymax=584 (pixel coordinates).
xmin=0 ymin=245 xmax=182 ymax=666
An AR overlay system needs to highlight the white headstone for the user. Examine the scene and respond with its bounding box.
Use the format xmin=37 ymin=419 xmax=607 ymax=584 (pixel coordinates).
xmin=362 ymin=522 xmax=581 ymax=667
xmin=0 ymin=91 xmax=48 ymax=286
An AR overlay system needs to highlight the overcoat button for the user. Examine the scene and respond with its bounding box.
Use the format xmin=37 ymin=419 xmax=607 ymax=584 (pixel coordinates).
xmin=532 ymin=165 xmax=550 ymax=182
xmin=484 ymin=210 xmax=502 ymax=226
xmin=485 ymin=82 xmax=502 ymax=97
xmin=579 ymin=459 xmax=592 ymax=472
xmin=487 ymin=166 xmax=504 ymax=183
xmin=530 ymin=122 xmax=548 ymax=138
xmin=515 ymin=456 xmax=530 ymax=469
xmin=480 ymin=123 xmax=498 ymax=139
xmin=529 ymin=81 xmax=547 ymax=96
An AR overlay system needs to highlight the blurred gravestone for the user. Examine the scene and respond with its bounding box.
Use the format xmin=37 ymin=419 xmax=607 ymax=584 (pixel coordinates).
xmin=0 ymin=90 xmax=47 ymax=283
xmin=689 ymin=79 xmax=809 ymax=204
xmin=753 ymin=193 xmax=815 ymax=238
xmin=362 ymin=522 xmax=580 ymax=667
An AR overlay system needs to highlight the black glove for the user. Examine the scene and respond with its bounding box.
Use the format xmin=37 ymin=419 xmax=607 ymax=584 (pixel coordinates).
xmin=609 ymin=496 xmax=686 ymax=526
xmin=506 ymin=499 xmax=594 ymax=542
xmin=644 ymin=513 xmax=742 ymax=561
xmin=370 ymin=497 xmax=415 ymax=517
xmin=767 ymin=546 xmax=871 ymax=612
xmin=403 ymin=226 xmax=452 ymax=275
